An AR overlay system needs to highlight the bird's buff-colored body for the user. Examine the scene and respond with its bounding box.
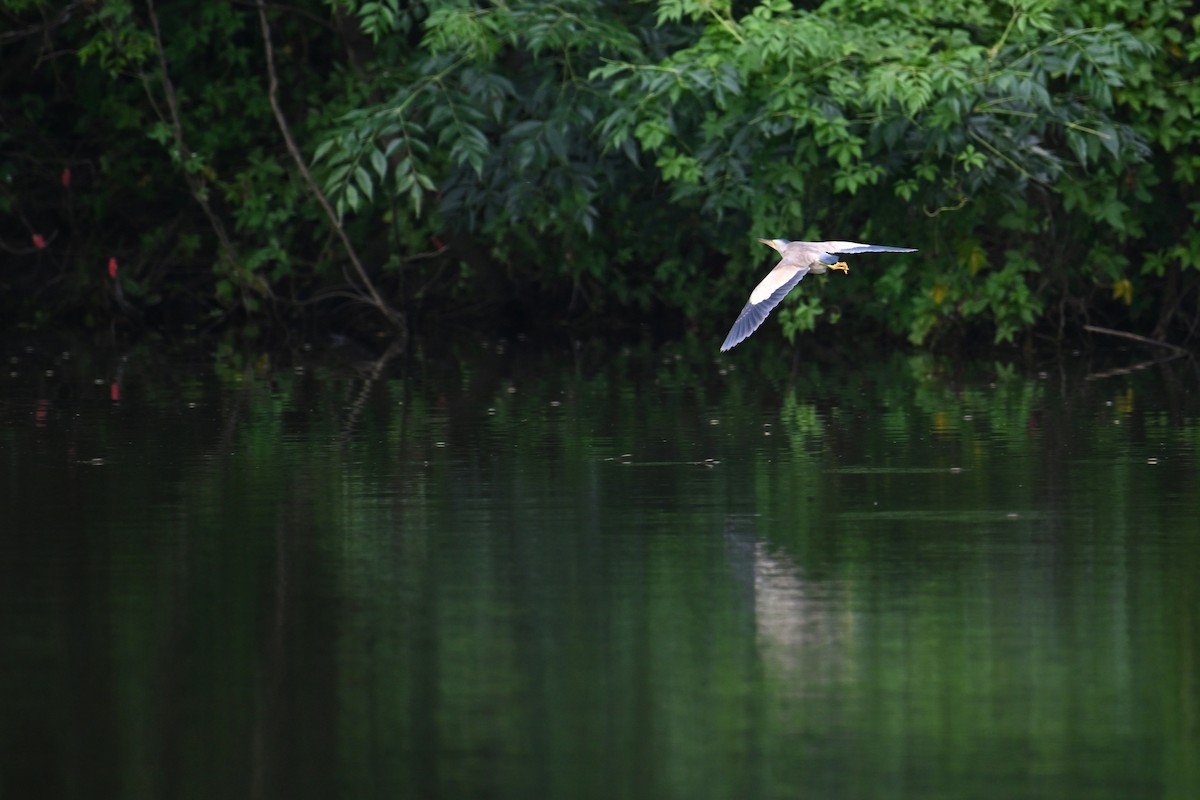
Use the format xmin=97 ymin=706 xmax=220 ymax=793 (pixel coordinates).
xmin=720 ymin=238 xmax=917 ymax=352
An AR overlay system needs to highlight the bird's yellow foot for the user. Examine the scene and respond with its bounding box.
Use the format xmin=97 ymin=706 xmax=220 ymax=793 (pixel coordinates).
xmin=830 ymin=261 xmax=849 ymax=273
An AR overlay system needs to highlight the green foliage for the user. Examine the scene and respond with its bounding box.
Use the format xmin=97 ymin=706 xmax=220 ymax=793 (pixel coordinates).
xmin=588 ymin=1 xmax=1165 ymax=342
xmin=2 ymin=0 xmax=1199 ymax=345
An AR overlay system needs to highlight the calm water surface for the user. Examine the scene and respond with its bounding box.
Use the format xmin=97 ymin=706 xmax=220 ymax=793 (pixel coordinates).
xmin=1 ymin=338 xmax=1197 ymax=799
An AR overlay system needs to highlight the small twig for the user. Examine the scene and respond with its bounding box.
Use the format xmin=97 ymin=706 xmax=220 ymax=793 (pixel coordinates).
xmin=968 ymin=128 xmax=1040 ymax=183
xmin=255 ymin=0 xmax=405 ymax=338
xmin=1083 ymin=324 xmax=1189 ymax=355
xmin=405 ymin=245 xmax=448 ymax=263
xmin=708 ymin=7 xmax=744 ymax=45
xmin=987 ymin=4 xmax=1021 ymax=62
xmin=0 ymin=1 xmax=82 ymax=44
xmin=922 ymin=194 xmax=970 ymax=217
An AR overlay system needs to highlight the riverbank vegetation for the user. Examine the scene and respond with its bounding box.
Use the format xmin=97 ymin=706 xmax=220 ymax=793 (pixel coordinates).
xmin=2 ymin=0 xmax=1198 ymax=348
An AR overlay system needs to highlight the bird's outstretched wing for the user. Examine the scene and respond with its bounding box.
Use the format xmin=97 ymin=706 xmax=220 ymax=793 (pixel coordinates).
xmin=720 ymin=262 xmax=810 ymax=352
xmin=819 ymin=241 xmax=917 ymax=255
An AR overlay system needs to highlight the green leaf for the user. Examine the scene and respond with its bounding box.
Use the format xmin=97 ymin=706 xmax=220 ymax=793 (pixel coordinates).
xmin=370 ymin=148 xmax=388 ymax=179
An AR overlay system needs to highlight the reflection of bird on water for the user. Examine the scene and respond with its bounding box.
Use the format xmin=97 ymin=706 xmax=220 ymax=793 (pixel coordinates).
xmin=720 ymin=239 xmax=917 ymax=352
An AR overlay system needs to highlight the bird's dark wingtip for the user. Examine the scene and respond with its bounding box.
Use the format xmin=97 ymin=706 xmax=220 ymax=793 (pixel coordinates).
xmin=720 ymin=303 xmax=764 ymax=352
xmin=719 ymin=269 xmax=810 ymax=352
xmin=837 ymin=244 xmax=919 ymax=254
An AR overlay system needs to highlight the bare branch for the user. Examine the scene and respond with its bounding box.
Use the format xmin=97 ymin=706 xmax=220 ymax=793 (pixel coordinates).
xmin=255 ymin=0 xmax=406 ymax=338
xmin=1083 ymin=324 xmax=1189 ymax=355
xmin=144 ymin=0 xmax=240 ymax=270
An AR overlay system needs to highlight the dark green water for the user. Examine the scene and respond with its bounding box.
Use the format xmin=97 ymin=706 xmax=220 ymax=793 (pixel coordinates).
xmin=2 ymin=339 xmax=1197 ymax=799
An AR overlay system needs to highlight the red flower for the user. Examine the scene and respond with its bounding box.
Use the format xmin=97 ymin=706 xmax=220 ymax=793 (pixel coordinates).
xmin=32 ymin=234 xmax=46 ymax=249
xmin=108 ymin=257 xmax=119 ymax=279
xmin=62 ymin=168 xmax=71 ymax=188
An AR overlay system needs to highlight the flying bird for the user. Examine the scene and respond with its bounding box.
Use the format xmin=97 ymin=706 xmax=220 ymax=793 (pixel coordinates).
xmin=720 ymin=239 xmax=917 ymax=351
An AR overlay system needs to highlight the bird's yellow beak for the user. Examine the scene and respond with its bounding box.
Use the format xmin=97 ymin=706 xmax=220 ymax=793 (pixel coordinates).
xmin=756 ymin=238 xmax=775 ymax=249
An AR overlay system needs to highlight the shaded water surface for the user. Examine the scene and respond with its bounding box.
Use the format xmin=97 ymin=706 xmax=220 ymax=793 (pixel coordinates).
xmin=2 ymin=339 xmax=1198 ymax=799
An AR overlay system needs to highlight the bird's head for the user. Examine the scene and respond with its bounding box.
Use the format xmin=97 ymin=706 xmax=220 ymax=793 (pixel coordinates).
xmin=757 ymin=238 xmax=790 ymax=252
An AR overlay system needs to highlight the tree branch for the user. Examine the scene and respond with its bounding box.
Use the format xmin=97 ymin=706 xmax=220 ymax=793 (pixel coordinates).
xmin=1083 ymin=324 xmax=1189 ymax=355
xmin=255 ymin=0 xmax=405 ymax=337
xmin=144 ymin=0 xmax=240 ymax=270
